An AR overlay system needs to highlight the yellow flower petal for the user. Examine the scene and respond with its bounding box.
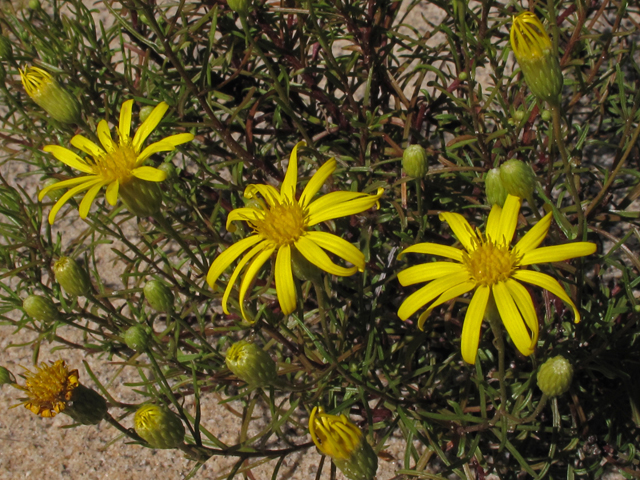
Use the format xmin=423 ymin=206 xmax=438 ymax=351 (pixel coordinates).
xmin=38 ymin=175 xmax=97 ymax=201
xmin=505 ymin=279 xmax=538 ymax=349
xmin=280 ymin=141 xmax=305 ymax=201
xmin=514 ymin=212 xmax=552 ymax=255
xmin=439 ymin=212 xmax=477 ymax=252
xmin=295 ymin=235 xmax=358 ymax=276
xmin=397 ymin=243 xmax=464 ymax=262
xmin=238 ymin=246 xmax=275 ymax=322
xmin=493 ymin=281 xmax=535 ymax=357
xmin=133 ymin=102 xmax=169 ymax=152
xmin=299 ymin=158 xmax=336 ymax=208
xmin=485 ymin=204 xmax=503 ymax=241
xmin=221 ymin=242 xmax=267 ymax=315
xmin=495 ymin=195 xmax=521 ymax=245
xmin=119 ymin=99 xmax=134 ymax=140
xmin=419 ymin=279 xmax=476 ymax=328
xmin=512 ymin=269 xmax=581 ymax=322
xmin=397 ymin=262 xmax=465 ymax=286
xmin=96 ymin=119 xmax=115 ymax=153
xmin=244 ymin=184 xmax=282 ymax=206
xmin=48 ymin=178 xmax=103 ymax=224
xmin=520 ymin=242 xmax=596 ymax=266
xmin=226 ymin=207 xmax=263 ymax=232
xmin=70 ymin=135 xmax=105 ymax=159
xmin=304 ymin=231 xmax=365 ymax=272
xmin=397 ymin=271 xmax=471 ymax=321
xmin=275 ymin=245 xmax=296 ymax=315
xmin=460 ymin=285 xmax=491 ymax=364
xmin=42 ymin=145 xmax=95 ymax=174
xmin=136 ymin=135 xmax=194 ymax=165
xmin=131 ymin=166 xmax=167 ymax=182
xmin=306 ymin=188 xmax=383 ymax=226
xmin=78 ymin=181 xmax=107 ymax=218
xmin=207 ymin=235 xmax=264 ymax=288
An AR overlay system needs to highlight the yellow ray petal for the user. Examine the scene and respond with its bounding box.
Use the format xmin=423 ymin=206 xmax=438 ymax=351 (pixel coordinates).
xmin=418 ymin=279 xmax=476 ymax=329
xmin=439 ymin=212 xmax=477 ymax=252
xmin=485 ymin=204 xmax=503 ymax=241
xmin=275 ymin=245 xmax=296 ymax=315
xmin=226 ymin=207 xmax=263 ymax=231
xmin=397 ymin=270 xmax=471 ymax=321
xmin=493 ymin=281 xmax=535 ymax=357
xmin=397 ymin=262 xmax=465 ymax=286
xmin=238 ymin=246 xmax=275 ymax=322
xmin=280 ymin=141 xmax=305 ymax=201
xmin=295 ymin=235 xmax=358 ymax=276
xmin=131 ymin=166 xmax=167 ymax=182
xmin=48 ymin=178 xmax=103 ymax=224
xmin=519 ymin=242 xmax=596 ymax=266
xmin=495 ymin=194 xmax=521 ymax=245
xmin=244 ymin=184 xmax=282 ymax=206
xmin=133 ymin=102 xmax=169 ymax=152
xmin=119 ymin=99 xmax=134 ymax=140
xmin=207 ymin=235 xmax=264 ymax=287
xmin=306 ymin=189 xmax=383 ymax=226
xmin=43 ymin=145 xmax=95 ymax=174
xmin=514 ymin=212 xmax=552 ymax=255
xmin=398 ymin=243 xmax=464 ymax=262
xmin=304 ymin=231 xmax=365 ymax=272
xmin=105 ymin=180 xmax=119 ymax=206
xmin=96 ymin=119 xmax=115 ymax=153
xmin=70 ymin=135 xmax=105 ymax=159
xmin=136 ymin=140 xmax=179 ymax=165
xmin=39 ymin=175 xmax=98 ymax=201
xmin=512 ymin=270 xmax=581 ymax=322
xmin=78 ymin=181 xmax=107 ymax=218
xmin=460 ymin=285 xmax=491 ymax=364
xmin=221 ymin=242 xmax=266 ymax=315
xmin=505 ymin=279 xmax=539 ymax=349
xmin=299 ymin=158 xmax=336 ymax=208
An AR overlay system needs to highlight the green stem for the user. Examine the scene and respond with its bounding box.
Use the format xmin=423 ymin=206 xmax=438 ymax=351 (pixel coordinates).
xmin=485 ymin=296 xmax=507 ymax=413
xmin=153 ymin=212 xmax=206 ymax=272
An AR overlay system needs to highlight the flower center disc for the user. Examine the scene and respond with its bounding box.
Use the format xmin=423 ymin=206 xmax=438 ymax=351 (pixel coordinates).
xmin=94 ymin=144 xmax=138 ymax=183
xmin=463 ymin=241 xmax=515 ymax=286
xmin=253 ymin=200 xmax=306 ymax=247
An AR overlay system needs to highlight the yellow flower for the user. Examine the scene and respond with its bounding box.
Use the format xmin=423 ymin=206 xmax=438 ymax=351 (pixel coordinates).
xmin=309 ymin=406 xmax=362 ymax=460
xmin=13 ymin=360 xmax=79 ymax=418
xmin=38 ymin=100 xmax=194 ymax=224
xmin=207 ymin=141 xmax=383 ymax=321
xmin=397 ymin=195 xmax=596 ymax=364
xmin=19 ymin=65 xmax=81 ymax=124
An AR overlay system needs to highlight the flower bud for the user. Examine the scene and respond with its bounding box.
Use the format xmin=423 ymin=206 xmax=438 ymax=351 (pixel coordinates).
xmin=143 ymin=280 xmax=174 ymax=313
xmin=53 ymin=257 xmax=91 ymax=298
xmin=134 ymin=404 xmax=185 ymax=449
xmin=291 ymin=248 xmax=322 ymax=284
xmin=64 ymin=384 xmax=108 ymax=425
xmin=139 ymin=105 xmax=155 ymax=123
xmin=541 ymin=110 xmax=552 ymax=122
xmin=0 ymin=366 xmax=16 ymax=386
xmin=28 ymin=0 xmax=41 ymax=8
xmin=23 ymin=294 xmax=60 ymax=323
xmin=41 ymin=178 xmax=65 ymax=201
xmin=124 ymin=325 xmax=150 ymax=351
xmin=19 ymin=66 xmax=81 ymax=124
xmin=537 ymin=355 xmax=573 ymax=397
xmin=402 ymin=144 xmax=428 ymax=179
xmin=485 ymin=167 xmax=508 ymax=207
xmin=157 ymin=162 xmax=177 ymax=180
xmin=227 ymin=0 xmax=250 ymax=14
xmin=510 ymin=12 xmax=563 ymax=106
xmin=225 ymin=340 xmax=278 ymax=387
xmin=499 ymin=159 xmax=537 ymax=199
xmin=0 ymin=35 xmax=13 ymax=60
xmin=309 ymin=407 xmax=378 ymax=480
xmin=119 ymin=178 xmax=163 ymax=217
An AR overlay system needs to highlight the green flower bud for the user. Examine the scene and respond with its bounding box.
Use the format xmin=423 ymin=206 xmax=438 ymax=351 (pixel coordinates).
xmin=510 ymin=13 xmax=563 ymax=106
xmin=139 ymin=105 xmax=155 ymax=123
xmin=485 ymin=167 xmax=508 ymax=207
xmin=53 ymin=257 xmax=91 ymax=298
xmin=0 ymin=35 xmax=13 ymax=60
xmin=225 ymin=340 xmax=278 ymax=387
xmin=500 ymin=159 xmax=537 ymax=200
xmin=513 ymin=110 xmax=525 ymax=122
xmin=124 ymin=325 xmax=151 ymax=351
xmin=143 ymin=280 xmax=174 ymax=313
xmin=19 ymin=66 xmax=81 ymax=124
xmin=134 ymin=404 xmax=185 ymax=449
xmin=541 ymin=110 xmax=552 ymax=122
xmin=28 ymin=0 xmax=41 ymax=9
xmin=119 ymin=178 xmax=163 ymax=217
xmin=157 ymin=162 xmax=177 ymax=180
xmin=64 ymin=384 xmax=108 ymax=425
xmin=0 ymin=366 xmax=16 ymax=385
xmin=537 ymin=355 xmax=573 ymax=397
xmin=291 ymin=248 xmax=322 ymax=284
xmin=228 ymin=0 xmax=250 ymax=14
xmin=402 ymin=144 xmax=428 ymax=179
xmin=41 ymin=178 xmax=65 ymax=201
xmin=23 ymin=294 xmax=60 ymax=323
xmin=458 ymin=72 xmax=468 ymax=81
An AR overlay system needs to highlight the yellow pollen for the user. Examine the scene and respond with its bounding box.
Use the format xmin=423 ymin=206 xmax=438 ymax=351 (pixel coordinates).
xmin=92 ymin=144 xmax=138 ymax=183
xmin=463 ymin=239 xmax=516 ymax=286
xmin=251 ymin=200 xmax=306 ymax=247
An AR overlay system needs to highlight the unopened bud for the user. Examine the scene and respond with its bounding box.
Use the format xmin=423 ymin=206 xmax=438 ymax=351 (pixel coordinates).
xmin=228 ymin=0 xmax=250 ymax=14
xmin=157 ymin=162 xmax=177 ymax=180
xmin=500 ymin=159 xmax=537 ymax=199
xmin=23 ymin=294 xmax=60 ymax=323
xmin=64 ymin=384 xmax=108 ymax=425
xmin=53 ymin=257 xmax=91 ymax=298
xmin=119 ymin=178 xmax=164 ymax=217
xmin=537 ymin=355 xmax=573 ymax=397
xmin=541 ymin=110 xmax=552 ymax=122
xmin=485 ymin=168 xmax=508 ymax=207
xmin=134 ymin=404 xmax=185 ymax=449
xmin=226 ymin=340 xmax=278 ymax=387
xmin=139 ymin=105 xmax=155 ymax=123
xmin=19 ymin=66 xmax=81 ymax=124
xmin=124 ymin=325 xmax=151 ymax=351
xmin=143 ymin=280 xmax=174 ymax=313
xmin=402 ymin=145 xmax=428 ymax=179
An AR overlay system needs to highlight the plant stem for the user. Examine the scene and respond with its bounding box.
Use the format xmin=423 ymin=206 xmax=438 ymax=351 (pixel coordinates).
xmin=153 ymin=212 xmax=206 ymax=273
